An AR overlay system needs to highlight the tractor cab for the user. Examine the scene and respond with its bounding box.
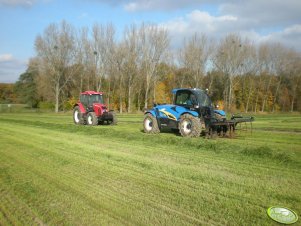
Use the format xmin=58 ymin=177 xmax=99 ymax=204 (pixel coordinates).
xmin=173 ymin=88 xmax=215 ymax=119
xmin=173 ymin=88 xmax=211 ymax=107
xmin=80 ymin=91 xmax=104 ymax=111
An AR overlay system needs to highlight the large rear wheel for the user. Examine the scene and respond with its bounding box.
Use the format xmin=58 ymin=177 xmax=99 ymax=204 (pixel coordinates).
xmin=179 ymin=114 xmax=201 ymax=137
xmin=86 ymin=112 xmax=98 ymax=126
xmin=143 ymin=113 xmax=160 ymax=134
xmin=73 ymin=106 xmax=85 ymax=125
xmin=110 ymin=111 xmax=117 ymax=125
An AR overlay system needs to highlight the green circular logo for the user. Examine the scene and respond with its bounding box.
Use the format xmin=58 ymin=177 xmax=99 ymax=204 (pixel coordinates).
xmin=267 ymin=206 xmax=298 ymax=224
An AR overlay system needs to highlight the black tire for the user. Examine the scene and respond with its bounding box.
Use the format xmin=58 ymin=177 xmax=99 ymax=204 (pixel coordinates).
xmin=110 ymin=111 xmax=117 ymax=125
xmin=143 ymin=113 xmax=160 ymax=134
xmin=73 ymin=106 xmax=85 ymax=125
xmin=179 ymin=113 xmax=201 ymax=137
xmin=86 ymin=112 xmax=98 ymax=126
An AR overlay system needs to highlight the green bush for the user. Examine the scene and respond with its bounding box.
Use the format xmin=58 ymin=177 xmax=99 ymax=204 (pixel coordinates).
xmin=63 ymin=97 xmax=77 ymax=111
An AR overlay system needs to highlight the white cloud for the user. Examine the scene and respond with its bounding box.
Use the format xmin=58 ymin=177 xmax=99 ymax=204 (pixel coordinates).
xmin=123 ymin=0 xmax=217 ymax=11
xmin=122 ymin=0 xmax=301 ymax=39
xmin=123 ymin=2 xmax=139 ymax=11
xmin=0 ymin=54 xmax=27 ymax=83
xmin=0 ymin=54 xmax=14 ymax=62
xmin=0 ymin=0 xmax=36 ymax=7
xmin=160 ymin=9 xmax=301 ymax=51
xmin=219 ymin=0 xmax=301 ymax=28
xmin=161 ymin=10 xmax=240 ymax=40
xmin=260 ymin=24 xmax=301 ymax=50
xmin=283 ymin=24 xmax=301 ymax=35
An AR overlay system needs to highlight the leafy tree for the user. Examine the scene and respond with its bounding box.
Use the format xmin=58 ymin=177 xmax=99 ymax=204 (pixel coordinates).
xmin=14 ymin=71 xmax=38 ymax=108
xmin=0 ymin=84 xmax=16 ymax=104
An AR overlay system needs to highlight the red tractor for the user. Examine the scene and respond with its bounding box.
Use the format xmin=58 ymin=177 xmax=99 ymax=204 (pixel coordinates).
xmin=73 ymin=91 xmax=117 ymax=126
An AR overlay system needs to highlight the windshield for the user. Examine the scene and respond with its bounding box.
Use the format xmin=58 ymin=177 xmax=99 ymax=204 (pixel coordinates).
xmin=194 ymin=90 xmax=211 ymax=107
xmin=89 ymin=94 xmax=104 ymax=104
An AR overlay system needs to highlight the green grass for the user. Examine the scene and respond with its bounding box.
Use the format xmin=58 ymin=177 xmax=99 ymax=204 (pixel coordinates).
xmin=0 ymin=112 xmax=300 ymax=225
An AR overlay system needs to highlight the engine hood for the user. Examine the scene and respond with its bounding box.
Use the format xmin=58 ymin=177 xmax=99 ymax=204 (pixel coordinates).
xmin=214 ymin=109 xmax=226 ymax=116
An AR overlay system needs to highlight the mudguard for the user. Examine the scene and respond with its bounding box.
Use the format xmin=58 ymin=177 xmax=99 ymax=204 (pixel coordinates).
xmin=145 ymin=104 xmax=199 ymax=121
xmin=145 ymin=109 xmax=157 ymax=117
xmin=75 ymin=102 xmax=86 ymax=113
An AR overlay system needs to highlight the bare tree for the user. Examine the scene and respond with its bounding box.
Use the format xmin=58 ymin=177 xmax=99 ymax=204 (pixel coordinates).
xmin=31 ymin=20 xmax=301 ymax=113
xmin=213 ymin=34 xmax=247 ymax=111
xmin=35 ymin=21 xmax=79 ymax=112
xmin=283 ymin=50 xmax=301 ymax=112
xmin=123 ymin=24 xmax=139 ymax=112
xmin=257 ymin=43 xmax=293 ymax=112
xmin=92 ymin=23 xmax=115 ymax=92
xmin=179 ymin=33 xmax=211 ymax=88
xmin=138 ymin=23 xmax=169 ymax=109
xmin=111 ymin=43 xmax=127 ymax=113
xmin=76 ymin=27 xmax=93 ymax=93
xmin=239 ymin=41 xmax=260 ymax=112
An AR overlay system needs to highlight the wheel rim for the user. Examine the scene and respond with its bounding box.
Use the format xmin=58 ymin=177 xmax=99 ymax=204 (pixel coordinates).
xmin=74 ymin=110 xmax=80 ymax=123
xmin=87 ymin=115 xmax=92 ymax=125
xmin=182 ymin=119 xmax=192 ymax=134
xmin=144 ymin=117 xmax=153 ymax=131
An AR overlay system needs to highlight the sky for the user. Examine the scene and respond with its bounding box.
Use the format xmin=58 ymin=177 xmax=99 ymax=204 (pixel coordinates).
xmin=0 ymin=0 xmax=300 ymax=83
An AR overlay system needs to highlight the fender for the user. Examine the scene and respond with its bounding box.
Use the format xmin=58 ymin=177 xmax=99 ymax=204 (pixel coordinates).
xmin=146 ymin=105 xmax=199 ymax=120
xmin=144 ymin=109 xmax=156 ymax=117
xmin=171 ymin=105 xmax=199 ymax=119
xmin=180 ymin=110 xmax=199 ymax=118
xmin=74 ymin=102 xmax=86 ymax=113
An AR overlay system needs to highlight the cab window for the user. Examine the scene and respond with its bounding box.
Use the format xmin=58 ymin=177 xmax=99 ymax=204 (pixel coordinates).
xmin=80 ymin=95 xmax=88 ymax=107
xmin=195 ymin=90 xmax=211 ymax=107
xmin=175 ymin=91 xmax=195 ymax=106
xmin=89 ymin=94 xmax=104 ymax=105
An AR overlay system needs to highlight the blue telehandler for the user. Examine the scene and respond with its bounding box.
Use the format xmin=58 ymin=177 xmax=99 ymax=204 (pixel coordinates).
xmin=143 ymin=88 xmax=254 ymax=137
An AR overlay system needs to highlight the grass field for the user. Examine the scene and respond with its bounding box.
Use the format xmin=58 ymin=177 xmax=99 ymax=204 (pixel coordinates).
xmin=0 ymin=112 xmax=300 ymax=225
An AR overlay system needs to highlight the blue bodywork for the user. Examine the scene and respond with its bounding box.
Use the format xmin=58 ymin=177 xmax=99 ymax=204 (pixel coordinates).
xmin=214 ymin=110 xmax=226 ymax=117
xmin=146 ymin=104 xmax=199 ymax=121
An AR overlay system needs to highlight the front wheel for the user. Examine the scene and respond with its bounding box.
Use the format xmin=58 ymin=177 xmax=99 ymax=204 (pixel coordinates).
xmin=86 ymin=112 xmax=98 ymax=126
xmin=179 ymin=114 xmax=201 ymax=137
xmin=143 ymin=113 xmax=160 ymax=134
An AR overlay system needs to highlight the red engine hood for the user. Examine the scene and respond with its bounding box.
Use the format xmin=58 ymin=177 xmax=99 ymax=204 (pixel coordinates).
xmin=93 ymin=103 xmax=106 ymax=108
xmin=93 ymin=103 xmax=107 ymax=116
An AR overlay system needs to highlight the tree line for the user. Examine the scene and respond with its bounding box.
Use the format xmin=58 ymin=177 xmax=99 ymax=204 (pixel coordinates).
xmin=11 ymin=21 xmax=301 ymax=113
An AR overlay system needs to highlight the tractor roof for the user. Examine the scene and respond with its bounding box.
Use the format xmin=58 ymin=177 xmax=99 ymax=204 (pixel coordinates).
xmin=171 ymin=88 xmax=202 ymax=94
xmin=81 ymin=90 xmax=103 ymax=95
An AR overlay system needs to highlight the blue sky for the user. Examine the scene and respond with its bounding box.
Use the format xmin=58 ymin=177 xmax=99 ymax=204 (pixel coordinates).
xmin=0 ymin=0 xmax=300 ymax=83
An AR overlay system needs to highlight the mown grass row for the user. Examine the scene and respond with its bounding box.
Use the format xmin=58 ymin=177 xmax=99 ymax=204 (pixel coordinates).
xmin=0 ymin=113 xmax=301 ymax=225
xmin=0 ymin=116 xmax=300 ymax=168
